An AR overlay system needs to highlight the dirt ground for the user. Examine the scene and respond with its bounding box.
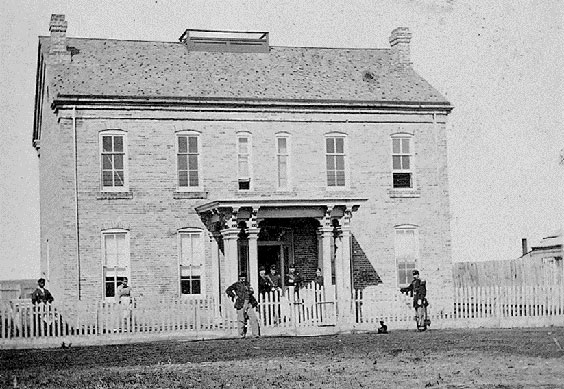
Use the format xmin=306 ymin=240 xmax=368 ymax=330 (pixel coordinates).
xmin=1 ymin=327 xmax=563 ymax=388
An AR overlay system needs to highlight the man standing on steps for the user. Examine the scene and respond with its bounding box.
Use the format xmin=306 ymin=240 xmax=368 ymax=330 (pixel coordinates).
xmin=226 ymin=274 xmax=260 ymax=338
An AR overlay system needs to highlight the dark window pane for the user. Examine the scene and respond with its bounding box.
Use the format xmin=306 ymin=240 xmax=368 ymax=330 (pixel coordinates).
xmin=326 ymin=155 xmax=335 ymax=170
xmin=179 ymin=171 xmax=189 ymax=187
xmin=114 ymin=171 xmax=124 ymax=186
xmin=188 ymin=155 xmax=198 ymax=170
xmin=114 ymin=155 xmax=123 ymax=170
xmin=392 ymin=156 xmax=401 ymax=170
xmin=238 ymin=179 xmax=250 ymax=190
xmin=188 ymin=136 xmax=198 ymax=153
xmin=335 ymin=137 xmax=344 ymax=154
xmin=335 ymin=155 xmax=345 ymax=170
xmin=335 ymin=171 xmax=345 ymax=186
xmin=103 ymin=136 xmax=112 ymax=152
xmin=278 ymin=137 xmax=287 ymax=154
xmin=392 ymin=138 xmax=400 ymax=154
xmin=327 ymin=173 xmax=336 ymax=187
xmin=178 ymin=136 xmax=187 ymax=153
xmin=113 ymin=136 xmax=123 ymax=152
xmin=393 ymin=173 xmax=412 ymax=188
xmin=402 ymin=156 xmax=410 ymax=169
xmin=178 ymin=155 xmax=188 ymax=170
xmin=191 ymin=277 xmax=201 ymax=294
xmin=102 ymin=171 xmax=113 ymax=186
xmin=181 ymin=278 xmax=191 ymax=294
xmin=326 ymin=138 xmax=334 ymax=153
xmin=402 ymin=138 xmax=410 ymax=153
xmin=189 ymin=171 xmax=199 ymax=186
xmin=102 ymin=155 xmax=112 ymax=169
xmin=105 ymin=277 xmax=115 ymax=297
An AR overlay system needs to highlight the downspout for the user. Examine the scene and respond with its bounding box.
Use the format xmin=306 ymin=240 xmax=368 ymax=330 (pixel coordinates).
xmin=72 ymin=105 xmax=81 ymax=300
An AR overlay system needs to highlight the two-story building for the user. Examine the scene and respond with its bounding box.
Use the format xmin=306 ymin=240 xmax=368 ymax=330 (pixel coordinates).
xmin=33 ymin=15 xmax=453 ymax=312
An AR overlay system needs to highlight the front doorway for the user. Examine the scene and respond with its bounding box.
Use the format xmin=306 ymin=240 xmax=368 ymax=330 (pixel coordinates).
xmin=258 ymin=242 xmax=292 ymax=288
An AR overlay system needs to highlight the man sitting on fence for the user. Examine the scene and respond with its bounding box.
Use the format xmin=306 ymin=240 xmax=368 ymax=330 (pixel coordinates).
xmin=31 ymin=278 xmax=54 ymax=305
xmin=400 ymin=270 xmax=431 ymax=328
xmin=226 ymin=274 xmax=260 ymax=338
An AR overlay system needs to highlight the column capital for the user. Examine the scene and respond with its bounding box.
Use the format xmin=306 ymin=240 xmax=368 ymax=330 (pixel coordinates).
xmin=247 ymin=227 xmax=260 ymax=239
xmin=317 ymin=226 xmax=335 ymax=237
xmin=221 ymin=228 xmax=240 ymax=240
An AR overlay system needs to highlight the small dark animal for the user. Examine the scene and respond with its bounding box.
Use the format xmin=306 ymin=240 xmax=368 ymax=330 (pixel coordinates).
xmin=377 ymin=321 xmax=388 ymax=334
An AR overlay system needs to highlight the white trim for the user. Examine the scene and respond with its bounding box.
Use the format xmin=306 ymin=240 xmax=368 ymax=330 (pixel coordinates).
xmin=324 ymin=132 xmax=349 ymax=190
xmin=99 ymin=129 xmax=129 ymax=192
xmin=236 ymin=131 xmax=253 ymax=191
xmin=275 ymin=132 xmax=292 ymax=191
xmin=177 ymin=228 xmax=205 ymax=298
xmin=391 ymin=133 xmax=415 ymax=189
xmin=175 ymin=130 xmax=204 ymax=192
xmin=101 ymin=228 xmax=131 ymax=301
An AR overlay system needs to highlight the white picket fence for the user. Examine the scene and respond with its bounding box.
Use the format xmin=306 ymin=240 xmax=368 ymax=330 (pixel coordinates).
xmin=1 ymin=283 xmax=564 ymax=347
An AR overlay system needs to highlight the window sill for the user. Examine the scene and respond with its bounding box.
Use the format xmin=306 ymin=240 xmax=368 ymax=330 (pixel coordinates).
xmin=97 ymin=192 xmax=133 ymax=200
xmin=173 ymin=191 xmax=208 ymax=199
xmin=388 ymin=188 xmax=421 ymax=198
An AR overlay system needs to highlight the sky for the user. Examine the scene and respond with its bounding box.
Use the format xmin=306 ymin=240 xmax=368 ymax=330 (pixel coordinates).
xmin=0 ymin=0 xmax=562 ymax=280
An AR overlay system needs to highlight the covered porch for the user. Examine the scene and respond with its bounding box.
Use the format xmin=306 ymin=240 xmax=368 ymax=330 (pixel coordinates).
xmin=195 ymin=198 xmax=367 ymax=312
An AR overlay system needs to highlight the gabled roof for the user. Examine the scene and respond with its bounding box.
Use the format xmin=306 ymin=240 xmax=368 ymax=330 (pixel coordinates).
xmin=39 ymin=36 xmax=450 ymax=105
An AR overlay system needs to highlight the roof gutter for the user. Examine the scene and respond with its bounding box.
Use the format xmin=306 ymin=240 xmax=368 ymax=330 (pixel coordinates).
xmin=51 ymin=94 xmax=454 ymax=113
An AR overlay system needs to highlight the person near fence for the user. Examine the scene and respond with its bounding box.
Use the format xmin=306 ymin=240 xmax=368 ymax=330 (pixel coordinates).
xmin=31 ymin=278 xmax=55 ymax=335
xmin=258 ymin=266 xmax=273 ymax=295
xmin=225 ymin=274 xmax=260 ymax=338
xmin=267 ymin=265 xmax=282 ymax=290
xmin=400 ymin=270 xmax=430 ymax=328
xmin=31 ymin=278 xmax=54 ymax=305
xmin=117 ymin=277 xmax=133 ymax=331
xmin=314 ymin=268 xmax=324 ymax=287
xmin=285 ymin=264 xmax=303 ymax=290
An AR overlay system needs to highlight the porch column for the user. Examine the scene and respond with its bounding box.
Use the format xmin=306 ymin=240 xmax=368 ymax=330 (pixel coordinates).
xmin=247 ymin=208 xmax=260 ymax=295
xmin=336 ymin=209 xmax=353 ymax=319
xmin=221 ymin=228 xmax=240 ymax=291
xmin=210 ymin=233 xmax=221 ymax=309
xmin=318 ymin=227 xmax=334 ymax=288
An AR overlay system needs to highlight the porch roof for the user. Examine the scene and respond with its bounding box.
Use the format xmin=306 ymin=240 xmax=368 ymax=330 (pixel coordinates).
xmin=195 ymin=197 xmax=368 ymax=217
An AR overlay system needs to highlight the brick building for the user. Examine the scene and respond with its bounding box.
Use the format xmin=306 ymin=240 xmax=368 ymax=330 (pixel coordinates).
xmin=33 ymin=15 xmax=453 ymax=310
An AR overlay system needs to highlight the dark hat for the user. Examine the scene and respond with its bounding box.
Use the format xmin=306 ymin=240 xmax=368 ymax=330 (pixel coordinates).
xmin=412 ymin=270 xmax=419 ymax=275
xmin=238 ymin=273 xmax=247 ymax=278
xmin=259 ymin=266 xmax=265 ymax=271
xmin=289 ymin=264 xmax=296 ymax=268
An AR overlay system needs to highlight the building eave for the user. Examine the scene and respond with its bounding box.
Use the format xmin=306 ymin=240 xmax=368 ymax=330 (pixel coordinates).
xmin=51 ymin=94 xmax=453 ymax=113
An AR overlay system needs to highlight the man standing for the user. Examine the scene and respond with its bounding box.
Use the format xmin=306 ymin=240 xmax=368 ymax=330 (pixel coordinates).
xmin=31 ymin=278 xmax=54 ymax=305
xmin=117 ymin=278 xmax=132 ymax=331
xmin=258 ymin=266 xmax=273 ymax=295
xmin=285 ymin=264 xmax=302 ymax=289
xmin=225 ymin=274 xmax=260 ymax=338
xmin=400 ymin=270 xmax=430 ymax=330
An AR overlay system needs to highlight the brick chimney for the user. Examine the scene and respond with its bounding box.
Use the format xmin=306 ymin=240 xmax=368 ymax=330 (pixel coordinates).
xmin=389 ymin=27 xmax=412 ymax=69
xmin=48 ymin=14 xmax=71 ymax=64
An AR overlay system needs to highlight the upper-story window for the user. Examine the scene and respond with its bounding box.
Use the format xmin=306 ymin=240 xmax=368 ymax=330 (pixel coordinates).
xmin=395 ymin=225 xmax=419 ymax=287
xmin=102 ymin=229 xmax=130 ymax=299
xmin=392 ymin=134 xmax=413 ymax=189
xmin=276 ymin=133 xmax=291 ymax=190
xmin=176 ymin=131 xmax=202 ymax=190
xmin=100 ymin=130 xmax=128 ymax=192
xmin=179 ymin=229 xmax=204 ymax=296
xmin=237 ymin=132 xmax=252 ymax=190
xmin=325 ymin=134 xmax=347 ymax=188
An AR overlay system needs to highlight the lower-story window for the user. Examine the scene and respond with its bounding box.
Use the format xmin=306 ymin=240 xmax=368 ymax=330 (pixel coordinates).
xmin=102 ymin=230 xmax=130 ymax=298
xmin=395 ymin=226 xmax=419 ymax=287
xmin=179 ymin=228 xmax=204 ymax=296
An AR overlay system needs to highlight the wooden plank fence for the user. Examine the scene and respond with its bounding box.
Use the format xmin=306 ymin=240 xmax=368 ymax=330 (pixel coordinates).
xmin=2 ymin=282 xmax=563 ymax=348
